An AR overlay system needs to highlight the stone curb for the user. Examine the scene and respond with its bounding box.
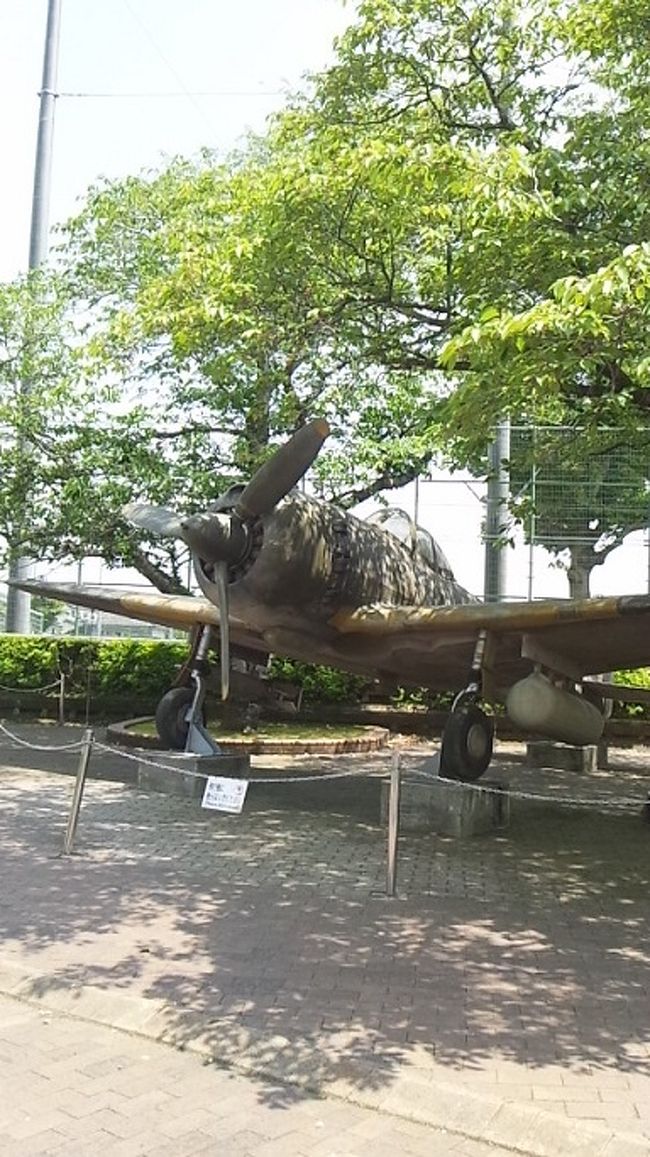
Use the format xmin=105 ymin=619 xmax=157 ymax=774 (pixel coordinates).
xmin=0 ymin=958 xmax=647 ymax=1157
xmin=106 ymin=717 xmax=390 ymax=755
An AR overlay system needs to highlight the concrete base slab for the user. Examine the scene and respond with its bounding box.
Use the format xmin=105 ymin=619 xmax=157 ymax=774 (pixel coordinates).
xmin=136 ymin=750 xmax=251 ymax=800
xmin=526 ymin=740 xmax=600 ymax=774
xmin=381 ymin=776 xmax=510 ymax=836
xmin=597 ymin=738 xmax=610 ymax=769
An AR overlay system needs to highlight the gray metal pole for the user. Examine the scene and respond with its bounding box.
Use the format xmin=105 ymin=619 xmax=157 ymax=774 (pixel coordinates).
xmin=527 ymin=456 xmax=537 ymax=602
xmin=483 ymin=420 xmax=511 ymax=603
xmin=386 ymin=751 xmax=401 ymax=897
xmin=5 ymin=0 xmax=62 ymax=635
xmin=58 ymin=670 xmax=66 ymax=726
xmin=62 ymin=728 xmax=94 ymax=855
xmin=29 ymin=0 xmax=63 ymax=268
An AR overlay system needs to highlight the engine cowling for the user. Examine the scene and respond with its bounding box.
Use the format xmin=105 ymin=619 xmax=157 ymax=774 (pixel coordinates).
xmin=506 ymin=671 xmax=605 ymax=745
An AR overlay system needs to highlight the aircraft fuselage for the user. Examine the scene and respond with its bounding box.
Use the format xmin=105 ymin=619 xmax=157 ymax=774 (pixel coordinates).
xmin=194 ymin=493 xmax=472 ymax=636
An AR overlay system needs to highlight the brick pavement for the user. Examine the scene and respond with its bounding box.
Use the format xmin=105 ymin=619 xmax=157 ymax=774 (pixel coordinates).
xmin=0 ymin=991 xmax=520 ymax=1156
xmin=1 ymin=723 xmax=650 ymax=1155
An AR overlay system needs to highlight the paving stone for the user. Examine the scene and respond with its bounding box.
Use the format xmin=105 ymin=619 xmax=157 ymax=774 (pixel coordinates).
xmin=1 ymin=729 xmax=650 ymax=1157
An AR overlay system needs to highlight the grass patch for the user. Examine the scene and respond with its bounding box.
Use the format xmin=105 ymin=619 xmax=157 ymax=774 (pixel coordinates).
xmin=128 ymin=719 xmax=373 ymax=741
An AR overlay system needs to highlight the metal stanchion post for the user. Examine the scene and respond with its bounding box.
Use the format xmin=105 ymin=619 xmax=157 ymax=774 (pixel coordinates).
xmin=386 ymin=750 xmax=401 ymax=897
xmin=84 ymin=666 xmax=92 ymax=725
xmin=58 ymin=670 xmax=65 ymax=726
xmin=62 ymin=728 xmax=94 ymax=855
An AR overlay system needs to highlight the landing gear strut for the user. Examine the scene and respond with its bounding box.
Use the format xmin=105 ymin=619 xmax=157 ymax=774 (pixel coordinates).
xmin=155 ymin=625 xmax=221 ymax=755
xmin=440 ymin=630 xmax=494 ymax=782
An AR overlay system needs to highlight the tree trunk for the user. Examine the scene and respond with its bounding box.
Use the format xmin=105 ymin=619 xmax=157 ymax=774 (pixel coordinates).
xmin=130 ymin=548 xmax=188 ymax=595
xmin=566 ymin=549 xmax=593 ymax=599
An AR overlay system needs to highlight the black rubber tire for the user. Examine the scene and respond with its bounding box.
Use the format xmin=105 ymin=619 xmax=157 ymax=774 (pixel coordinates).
xmin=440 ymin=703 xmax=494 ymax=782
xmin=155 ymin=686 xmax=196 ymax=750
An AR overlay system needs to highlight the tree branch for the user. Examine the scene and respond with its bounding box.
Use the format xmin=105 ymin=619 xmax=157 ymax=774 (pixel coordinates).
xmin=128 ymin=546 xmax=189 ymax=594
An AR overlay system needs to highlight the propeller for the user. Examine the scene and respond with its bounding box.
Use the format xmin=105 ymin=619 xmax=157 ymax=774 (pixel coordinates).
xmin=234 ymin=418 xmax=330 ymax=520
xmin=179 ymin=512 xmax=247 ymax=566
xmin=123 ymin=418 xmax=331 ymax=703
xmin=212 ymin=563 xmax=230 ymax=701
xmin=122 ymin=503 xmax=183 ymax=539
xmin=177 ymin=514 xmax=242 ymax=700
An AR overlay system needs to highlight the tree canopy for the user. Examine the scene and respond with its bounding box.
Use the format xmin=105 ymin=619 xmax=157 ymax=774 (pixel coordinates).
xmin=1 ymin=0 xmax=648 ymax=595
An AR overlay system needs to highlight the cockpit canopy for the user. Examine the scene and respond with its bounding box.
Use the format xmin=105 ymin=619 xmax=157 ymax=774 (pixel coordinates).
xmin=364 ymin=507 xmax=455 ymax=580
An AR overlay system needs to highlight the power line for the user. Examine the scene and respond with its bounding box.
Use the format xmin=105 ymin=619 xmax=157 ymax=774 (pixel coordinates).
xmin=59 ymin=90 xmax=283 ymax=99
xmin=120 ymin=0 xmax=215 ymax=137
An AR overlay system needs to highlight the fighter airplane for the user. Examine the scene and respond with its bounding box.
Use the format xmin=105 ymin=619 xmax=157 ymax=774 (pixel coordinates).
xmin=12 ymin=418 xmax=650 ymax=779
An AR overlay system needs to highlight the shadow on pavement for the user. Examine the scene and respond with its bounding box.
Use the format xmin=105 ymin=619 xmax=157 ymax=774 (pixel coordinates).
xmin=0 ymin=728 xmax=650 ymax=1113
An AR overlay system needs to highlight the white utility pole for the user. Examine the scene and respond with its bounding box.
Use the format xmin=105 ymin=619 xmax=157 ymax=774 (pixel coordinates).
xmin=483 ymin=420 xmax=511 ymax=602
xmin=5 ymin=0 xmax=62 ymax=633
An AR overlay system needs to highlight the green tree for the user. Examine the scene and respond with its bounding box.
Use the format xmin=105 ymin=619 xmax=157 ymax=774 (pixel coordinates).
xmin=438 ymin=0 xmax=650 ymax=452
xmin=0 ymin=272 xmax=200 ymax=593
xmin=0 ymin=271 xmax=79 ymax=568
xmin=50 ymin=0 xmax=557 ymax=541
xmin=6 ymin=0 xmax=649 ymax=594
xmin=509 ymin=429 xmax=649 ymax=597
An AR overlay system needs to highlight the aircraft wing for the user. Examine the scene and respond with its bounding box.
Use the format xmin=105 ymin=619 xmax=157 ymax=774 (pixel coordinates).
xmin=331 ymin=595 xmax=650 ymax=691
xmin=10 ymin=580 xmax=268 ymax=655
xmin=14 ymin=580 xmax=650 ymax=695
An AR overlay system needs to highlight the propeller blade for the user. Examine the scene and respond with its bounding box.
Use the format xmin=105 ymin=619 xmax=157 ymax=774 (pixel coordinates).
xmin=123 ymin=502 xmax=183 ymax=539
xmin=235 ymin=418 xmax=330 ymax=520
xmin=213 ymin=561 xmax=230 ymax=701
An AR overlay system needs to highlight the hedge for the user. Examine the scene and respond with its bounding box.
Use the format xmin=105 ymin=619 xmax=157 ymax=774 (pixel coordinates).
xmin=612 ymin=668 xmax=650 ymax=718
xmin=0 ymin=635 xmax=648 ymax=719
xmin=0 ymin=635 xmax=186 ymax=705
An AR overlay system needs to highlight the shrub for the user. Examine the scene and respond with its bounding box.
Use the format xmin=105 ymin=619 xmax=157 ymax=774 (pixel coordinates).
xmin=612 ymin=668 xmax=650 ymax=719
xmin=91 ymin=639 xmax=187 ymax=697
xmin=267 ymin=657 xmax=370 ymax=703
xmin=1 ymin=635 xmax=649 ymax=721
xmin=0 ymin=635 xmax=185 ymax=704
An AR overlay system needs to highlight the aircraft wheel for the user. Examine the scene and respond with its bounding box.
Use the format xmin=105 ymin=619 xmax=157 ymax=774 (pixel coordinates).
xmin=440 ymin=703 xmax=494 ymax=782
xmin=155 ymin=686 xmax=200 ymax=750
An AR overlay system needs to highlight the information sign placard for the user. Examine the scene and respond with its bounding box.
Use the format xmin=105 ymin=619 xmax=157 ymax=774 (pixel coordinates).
xmin=201 ymin=776 xmax=249 ymax=814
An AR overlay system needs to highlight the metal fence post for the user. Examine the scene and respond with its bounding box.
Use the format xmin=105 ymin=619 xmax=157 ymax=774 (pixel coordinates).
xmin=386 ymin=750 xmax=401 ymax=897
xmin=58 ymin=670 xmax=65 ymax=726
xmin=84 ymin=666 xmax=92 ymax=725
xmin=62 ymin=728 xmax=94 ymax=855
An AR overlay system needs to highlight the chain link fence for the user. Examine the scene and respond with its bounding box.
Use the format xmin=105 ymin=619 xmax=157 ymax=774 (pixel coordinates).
xmin=385 ymin=425 xmax=650 ymax=602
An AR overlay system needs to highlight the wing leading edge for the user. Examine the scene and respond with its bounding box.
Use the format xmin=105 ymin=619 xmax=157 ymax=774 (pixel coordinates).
xmin=332 ymin=595 xmax=650 ymax=680
xmin=9 ymin=580 xmax=221 ymax=633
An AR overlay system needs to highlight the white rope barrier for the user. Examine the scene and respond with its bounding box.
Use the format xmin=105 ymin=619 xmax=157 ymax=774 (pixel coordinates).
xmin=0 ymin=679 xmax=61 ymax=694
xmin=0 ymin=720 xmax=647 ymax=814
xmin=92 ymin=740 xmax=389 ymax=784
xmin=406 ymin=766 xmax=646 ymax=812
xmin=87 ymin=738 xmax=650 ymax=812
xmin=0 ymin=720 xmax=85 ymax=752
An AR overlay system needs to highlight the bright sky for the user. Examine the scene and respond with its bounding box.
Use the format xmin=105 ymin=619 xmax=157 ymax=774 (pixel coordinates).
xmin=0 ymin=0 xmax=350 ymax=281
xmin=1 ymin=0 xmax=647 ymax=602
